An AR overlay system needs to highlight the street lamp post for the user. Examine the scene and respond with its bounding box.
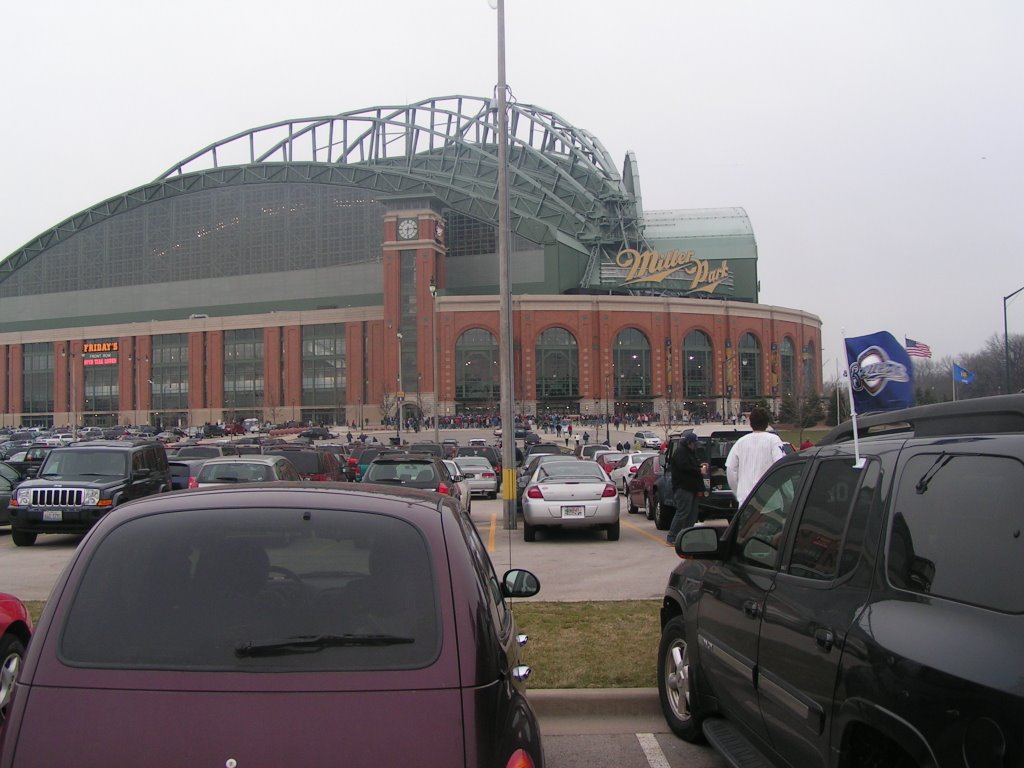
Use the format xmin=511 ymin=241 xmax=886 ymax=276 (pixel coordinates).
xmin=429 ymin=278 xmax=440 ymax=442
xmin=490 ymin=0 xmax=516 ymax=530
xmin=604 ymin=374 xmax=611 ymax=446
xmin=396 ymin=331 xmax=403 ymax=443
xmin=1005 ymin=285 xmax=1024 ymax=394
xmin=721 ymin=352 xmax=736 ymax=423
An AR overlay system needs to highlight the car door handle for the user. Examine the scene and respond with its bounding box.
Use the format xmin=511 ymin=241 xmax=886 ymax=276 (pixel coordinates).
xmin=743 ymin=600 xmax=760 ymax=619
xmin=814 ymin=628 xmax=834 ymax=652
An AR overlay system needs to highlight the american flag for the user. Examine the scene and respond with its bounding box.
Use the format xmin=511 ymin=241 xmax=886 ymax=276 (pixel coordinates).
xmin=905 ymin=337 xmax=932 ymax=358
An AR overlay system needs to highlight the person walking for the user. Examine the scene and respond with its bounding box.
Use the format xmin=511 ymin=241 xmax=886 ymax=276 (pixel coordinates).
xmin=725 ymin=407 xmax=787 ymax=506
xmin=667 ymin=432 xmax=704 ymax=545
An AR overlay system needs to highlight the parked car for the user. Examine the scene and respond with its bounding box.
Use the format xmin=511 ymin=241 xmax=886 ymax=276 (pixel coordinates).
xmin=626 ymin=454 xmax=666 ymax=517
xmin=442 ymin=459 xmax=472 ymax=515
xmin=2 ymin=444 xmax=50 ymax=478
xmin=263 ymin=445 xmax=346 ymax=482
xmin=0 ymin=591 xmax=32 ymax=725
xmin=194 ymin=455 xmax=302 ymax=487
xmin=633 ymin=430 xmax=662 ymax=449
xmin=521 ymin=459 xmax=620 ymax=542
xmin=608 ymin=451 xmax=658 ymax=495
xmin=456 ymin=445 xmax=503 ymax=484
xmin=298 ymin=426 xmax=337 ymax=441
xmin=362 ymin=454 xmax=457 ymax=498
xmin=658 ymin=394 xmax=1024 ymax=768
xmin=7 ymin=440 xmax=172 ymax=546
xmin=515 ymin=454 xmax=579 ymax=512
xmin=578 ymin=443 xmax=611 ymax=460
xmin=592 ymin=450 xmax=627 ymax=476
xmin=407 ymin=442 xmax=444 ymax=458
xmin=0 ymin=484 xmax=544 ymax=766
xmin=453 ymin=456 xmax=498 ymax=500
xmin=0 ymin=462 xmax=27 ymax=527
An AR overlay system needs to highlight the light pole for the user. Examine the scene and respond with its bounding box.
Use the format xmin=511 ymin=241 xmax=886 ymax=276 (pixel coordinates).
xmin=604 ymin=373 xmax=611 ymax=446
xmin=490 ymin=0 xmax=516 ymax=529
xmin=1005 ymin=285 xmax=1024 ymax=394
xmin=62 ymin=348 xmax=76 ymax=432
xmin=429 ymin=278 xmax=440 ymax=442
xmin=721 ymin=352 xmax=736 ymax=423
xmin=396 ymin=331 xmax=403 ymax=443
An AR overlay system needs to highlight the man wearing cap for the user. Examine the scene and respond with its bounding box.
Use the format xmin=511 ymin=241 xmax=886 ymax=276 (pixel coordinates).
xmin=667 ymin=431 xmax=704 ymax=545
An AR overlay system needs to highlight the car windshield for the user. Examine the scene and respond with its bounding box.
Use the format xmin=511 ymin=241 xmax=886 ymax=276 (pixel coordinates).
xmin=60 ymin=507 xmax=440 ymax=671
xmin=40 ymin=449 xmax=128 ymax=478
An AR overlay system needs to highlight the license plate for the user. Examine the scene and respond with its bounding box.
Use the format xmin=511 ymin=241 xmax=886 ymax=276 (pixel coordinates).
xmin=561 ymin=505 xmax=585 ymax=518
xmin=42 ymin=509 xmax=63 ymax=522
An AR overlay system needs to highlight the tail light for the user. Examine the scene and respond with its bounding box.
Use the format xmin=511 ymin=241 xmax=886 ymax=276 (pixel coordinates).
xmin=187 ymin=476 xmax=199 ymax=489
xmin=526 ymin=486 xmax=544 ymax=499
xmin=309 ymin=473 xmax=330 ymax=482
xmin=347 ymin=457 xmax=358 ymax=466
xmin=602 ymin=484 xmax=617 ymax=498
xmin=506 ymin=748 xmax=536 ymax=768
xmin=437 ymin=482 xmax=451 ymax=495
xmin=628 ymin=466 xmax=638 ymax=473
xmin=482 ymin=471 xmax=496 ymax=478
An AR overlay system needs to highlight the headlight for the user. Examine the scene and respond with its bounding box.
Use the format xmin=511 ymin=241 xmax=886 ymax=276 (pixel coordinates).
xmin=82 ymin=489 xmax=101 ymax=506
xmin=16 ymin=488 xmax=32 ymax=506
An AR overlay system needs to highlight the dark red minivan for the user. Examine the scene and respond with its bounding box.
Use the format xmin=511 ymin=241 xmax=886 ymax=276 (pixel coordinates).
xmin=0 ymin=484 xmax=544 ymax=767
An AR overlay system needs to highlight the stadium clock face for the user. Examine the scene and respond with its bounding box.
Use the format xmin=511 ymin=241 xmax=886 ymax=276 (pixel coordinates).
xmin=397 ymin=218 xmax=418 ymax=240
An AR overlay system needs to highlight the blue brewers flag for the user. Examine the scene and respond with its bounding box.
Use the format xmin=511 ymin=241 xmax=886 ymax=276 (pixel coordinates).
xmin=953 ymin=363 xmax=975 ymax=384
xmin=845 ymin=331 xmax=914 ymax=413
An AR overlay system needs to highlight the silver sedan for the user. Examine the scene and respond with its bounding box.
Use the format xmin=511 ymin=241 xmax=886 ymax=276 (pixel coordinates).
xmin=521 ymin=460 xmax=621 ymax=542
xmin=454 ymin=456 xmax=499 ymax=499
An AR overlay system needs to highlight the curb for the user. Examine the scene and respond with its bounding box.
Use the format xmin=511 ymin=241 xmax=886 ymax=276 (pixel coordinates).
xmin=527 ymin=687 xmax=660 ymax=719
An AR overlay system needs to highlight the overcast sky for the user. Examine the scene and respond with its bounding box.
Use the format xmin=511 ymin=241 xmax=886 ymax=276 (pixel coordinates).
xmin=3 ymin=0 xmax=1021 ymax=378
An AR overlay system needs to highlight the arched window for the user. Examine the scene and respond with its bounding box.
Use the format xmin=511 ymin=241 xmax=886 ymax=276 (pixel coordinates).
xmin=613 ymin=328 xmax=652 ymax=399
xmin=455 ymin=328 xmax=498 ymax=401
xmin=802 ymin=342 xmax=817 ymax=395
xmin=535 ymin=327 xmax=579 ymax=400
xmin=779 ymin=337 xmax=795 ymax=396
xmin=738 ymin=332 xmax=762 ymax=399
xmin=683 ymin=330 xmax=713 ymax=398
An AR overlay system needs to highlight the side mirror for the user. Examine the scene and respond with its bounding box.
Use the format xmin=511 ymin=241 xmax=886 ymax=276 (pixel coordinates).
xmin=502 ymin=568 xmax=541 ymax=598
xmin=675 ymin=526 xmax=721 ymax=558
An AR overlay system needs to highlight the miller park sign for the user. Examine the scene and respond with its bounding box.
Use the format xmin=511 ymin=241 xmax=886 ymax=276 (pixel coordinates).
xmin=600 ymin=248 xmax=735 ymax=296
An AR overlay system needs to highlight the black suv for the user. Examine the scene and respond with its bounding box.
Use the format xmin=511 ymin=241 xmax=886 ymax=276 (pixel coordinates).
xmin=658 ymin=394 xmax=1024 ymax=767
xmin=652 ymin=428 xmax=752 ymax=530
xmin=361 ymin=453 xmax=456 ymax=498
xmin=8 ymin=440 xmax=172 ymax=546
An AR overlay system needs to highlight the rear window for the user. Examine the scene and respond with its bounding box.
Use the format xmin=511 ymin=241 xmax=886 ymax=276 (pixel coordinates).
xmin=265 ymin=451 xmax=321 ymax=474
xmin=175 ymin=446 xmax=222 ymax=459
xmin=60 ymin=507 xmax=440 ymax=670
xmin=888 ymin=453 xmax=1024 ymax=613
xmin=197 ymin=462 xmax=274 ymax=483
xmin=364 ymin=461 xmax=438 ymax=484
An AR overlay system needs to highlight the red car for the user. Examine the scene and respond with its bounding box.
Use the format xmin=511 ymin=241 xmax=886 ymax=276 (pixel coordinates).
xmin=626 ymin=453 xmax=666 ymax=518
xmin=0 ymin=592 xmax=32 ymax=726
xmin=0 ymin=485 xmax=543 ymax=767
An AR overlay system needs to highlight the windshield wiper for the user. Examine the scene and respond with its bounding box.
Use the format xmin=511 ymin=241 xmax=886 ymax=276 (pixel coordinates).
xmin=234 ymin=633 xmax=414 ymax=657
xmin=915 ymin=452 xmax=953 ymax=494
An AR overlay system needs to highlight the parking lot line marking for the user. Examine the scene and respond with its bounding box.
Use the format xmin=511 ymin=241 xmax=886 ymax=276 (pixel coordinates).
xmin=488 ymin=512 xmax=498 ymax=551
xmin=621 ymin=519 xmax=672 ymax=546
xmin=636 ymin=733 xmax=671 ymax=768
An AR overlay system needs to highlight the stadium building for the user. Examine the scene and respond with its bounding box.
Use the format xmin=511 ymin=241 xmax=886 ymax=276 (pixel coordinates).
xmin=0 ymin=96 xmax=821 ymax=429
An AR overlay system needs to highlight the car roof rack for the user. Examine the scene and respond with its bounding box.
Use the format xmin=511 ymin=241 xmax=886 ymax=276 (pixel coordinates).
xmin=818 ymin=393 xmax=1024 ymax=445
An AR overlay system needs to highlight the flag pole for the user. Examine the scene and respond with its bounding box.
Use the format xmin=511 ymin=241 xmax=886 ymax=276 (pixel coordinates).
xmin=841 ymin=328 xmax=865 ymax=468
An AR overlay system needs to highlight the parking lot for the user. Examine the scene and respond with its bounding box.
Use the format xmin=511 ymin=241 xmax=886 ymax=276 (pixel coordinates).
xmin=0 ymin=423 xmax=729 ymax=768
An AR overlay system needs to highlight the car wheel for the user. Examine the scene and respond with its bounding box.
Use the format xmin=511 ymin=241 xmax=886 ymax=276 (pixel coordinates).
xmin=0 ymin=633 xmax=26 ymax=725
xmin=607 ymin=520 xmax=620 ymax=541
xmin=523 ymin=521 xmax=537 ymax=542
xmin=11 ymin=530 xmax=36 ymax=547
xmin=658 ymin=616 xmax=704 ymax=742
xmin=626 ymin=490 xmax=639 ymax=514
xmin=653 ymin=493 xmax=673 ymax=531
xmin=645 ymin=494 xmax=655 ymax=520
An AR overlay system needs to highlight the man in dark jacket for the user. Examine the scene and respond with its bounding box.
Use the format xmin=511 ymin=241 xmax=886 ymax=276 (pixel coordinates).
xmin=668 ymin=431 xmax=704 ymax=544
